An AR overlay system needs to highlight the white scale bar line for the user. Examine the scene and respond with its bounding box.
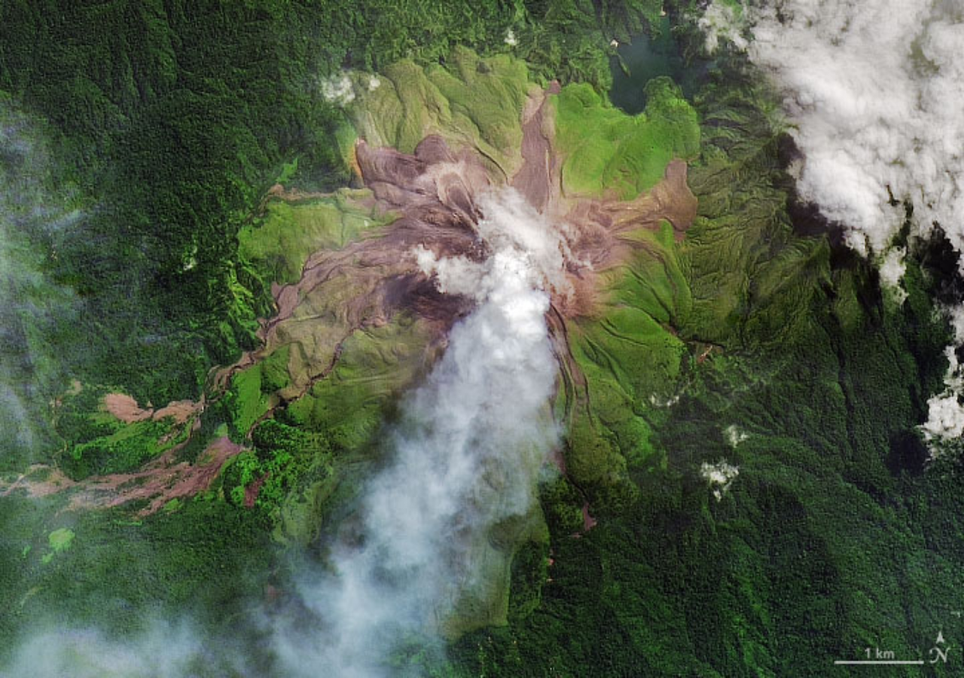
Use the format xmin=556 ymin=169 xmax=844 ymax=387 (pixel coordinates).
xmin=834 ymin=660 xmax=925 ymax=665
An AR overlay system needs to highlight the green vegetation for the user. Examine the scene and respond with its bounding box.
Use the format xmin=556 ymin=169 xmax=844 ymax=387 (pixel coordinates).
xmin=558 ymin=220 xmax=693 ymax=515
xmin=41 ymin=528 xmax=75 ymax=565
xmin=439 ymin=24 xmax=963 ymax=676
xmin=54 ymin=389 xmax=192 ymax=480
xmin=554 ymin=77 xmax=700 ymax=198
xmin=0 ymin=97 xmax=84 ymax=472
xmin=222 ymin=367 xmax=271 ymax=442
xmin=285 ymin=313 xmax=430 ymax=452
xmin=238 ymin=190 xmax=389 ymax=286
xmin=356 ymin=47 xmax=534 ymax=176
xmin=0 ymin=492 xmax=271 ymax=665
xmin=2 ymin=2 xmax=963 ymax=677
xmin=0 ymin=0 xmax=664 ymax=414
xmin=65 ymin=417 xmax=184 ymax=479
xmin=220 ymin=419 xmax=333 ymax=528
xmin=214 ymin=311 xmax=434 ymax=544
xmin=521 ymin=0 xmax=666 ymax=86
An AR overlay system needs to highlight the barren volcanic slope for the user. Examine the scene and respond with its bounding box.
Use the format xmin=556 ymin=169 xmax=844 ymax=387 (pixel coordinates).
xmin=2 ymin=2 xmax=964 ymax=676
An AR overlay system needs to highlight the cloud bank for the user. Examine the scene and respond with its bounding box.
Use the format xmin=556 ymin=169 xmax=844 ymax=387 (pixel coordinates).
xmin=273 ymin=188 xmax=565 ymax=676
xmin=699 ymin=0 xmax=964 ymax=442
xmin=706 ymin=0 xmax=964 ymax=256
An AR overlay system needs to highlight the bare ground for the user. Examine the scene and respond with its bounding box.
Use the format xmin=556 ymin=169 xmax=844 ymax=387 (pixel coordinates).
xmin=104 ymin=393 xmax=201 ymax=425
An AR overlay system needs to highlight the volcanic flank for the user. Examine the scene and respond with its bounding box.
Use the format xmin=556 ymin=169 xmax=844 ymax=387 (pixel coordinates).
xmin=230 ymin=82 xmax=698 ymax=409
xmin=0 ymin=48 xmax=705 ymax=678
xmin=4 ymin=76 xmax=698 ymax=530
xmin=250 ymin=74 xmax=698 ymax=672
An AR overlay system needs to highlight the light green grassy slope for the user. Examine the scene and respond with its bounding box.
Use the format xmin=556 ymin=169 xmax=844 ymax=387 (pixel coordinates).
xmin=354 ymin=47 xmax=536 ymax=177
xmin=554 ymin=76 xmax=700 ymax=199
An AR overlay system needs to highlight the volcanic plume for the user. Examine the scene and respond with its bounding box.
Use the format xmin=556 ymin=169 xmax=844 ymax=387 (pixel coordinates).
xmin=258 ymin=83 xmax=698 ymax=674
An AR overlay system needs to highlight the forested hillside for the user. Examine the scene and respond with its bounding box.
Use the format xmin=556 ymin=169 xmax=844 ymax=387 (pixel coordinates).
xmin=1 ymin=2 xmax=962 ymax=676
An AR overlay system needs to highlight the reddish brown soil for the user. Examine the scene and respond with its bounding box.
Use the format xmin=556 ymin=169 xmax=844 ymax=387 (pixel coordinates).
xmin=581 ymin=503 xmax=598 ymax=532
xmin=104 ymin=393 xmax=201 ymax=425
xmin=1 ymin=437 xmax=243 ymax=516
xmin=216 ymin=83 xmax=697 ymax=406
xmin=103 ymin=393 xmax=152 ymax=423
xmin=211 ymin=133 xmax=489 ymax=397
xmin=258 ymin=84 xmax=695 ymax=347
xmin=0 ymin=465 xmax=76 ymax=499
xmin=244 ymin=473 xmax=269 ymax=508
xmin=511 ymin=81 xmax=560 ymax=214
xmin=65 ymin=437 xmax=243 ymax=515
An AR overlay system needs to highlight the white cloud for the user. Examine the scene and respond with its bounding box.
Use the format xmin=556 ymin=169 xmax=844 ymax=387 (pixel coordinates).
xmin=724 ymin=424 xmax=748 ymax=448
xmin=699 ymin=0 xmax=964 ymax=253
xmin=701 ymin=460 xmax=739 ymax=501
xmin=4 ymin=188 xmax=569 ymax=677
xmin=698 ymin=1 xmax=749 ymax=53
xmin=2 ymin=622 xmax=236 ymax=678
xmin=878 ymin=247 xmax=908 ymax=303
xmin=0 ymin=99 xmax=82 ymax=457
xmin=923 ymin=381 xmax=964 ymax=443
xmin=698 ymin=0 xmax=964 ymax=440
xmin=649 ymin=393 xmax=680 ymax=408
xmin=320 ymin=73 xmax=356 ymax=105
xmin=923 ymin=306 xmax=964 ymax=447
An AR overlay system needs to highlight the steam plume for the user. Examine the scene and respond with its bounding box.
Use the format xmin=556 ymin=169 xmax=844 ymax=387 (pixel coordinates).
xmin=273 ymin=187 xmax=565 ymax=675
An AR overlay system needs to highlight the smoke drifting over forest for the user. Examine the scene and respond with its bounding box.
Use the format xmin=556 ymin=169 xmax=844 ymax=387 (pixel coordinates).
xmin=701 ymin=0 xmax=964 ymax=442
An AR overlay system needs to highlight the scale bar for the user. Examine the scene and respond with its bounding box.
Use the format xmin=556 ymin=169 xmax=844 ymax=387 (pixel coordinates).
xmin=834 ymin=660 xmax=925 ymax=666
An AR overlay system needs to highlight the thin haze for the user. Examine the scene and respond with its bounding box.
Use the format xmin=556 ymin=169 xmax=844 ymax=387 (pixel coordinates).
xmin=700 ymin=0 xmax=964 ymax=443
xmin=0 ymin=99 xmax=86 ymax=471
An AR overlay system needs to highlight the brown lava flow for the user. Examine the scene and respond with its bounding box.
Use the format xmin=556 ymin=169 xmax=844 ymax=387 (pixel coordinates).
xmin=3 ymin=83 xmax=696 ymax=515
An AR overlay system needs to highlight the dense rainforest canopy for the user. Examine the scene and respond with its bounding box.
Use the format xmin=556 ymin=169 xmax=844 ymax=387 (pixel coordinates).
xmin=1 ymin=1 xmax=963 ymax=676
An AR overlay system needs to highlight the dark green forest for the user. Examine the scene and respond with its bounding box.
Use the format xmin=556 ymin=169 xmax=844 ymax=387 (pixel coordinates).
xmin=0 ymin=0 xmax=662 ymax=407
xmin=1 ymin=1 xmax=963 ymax=676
